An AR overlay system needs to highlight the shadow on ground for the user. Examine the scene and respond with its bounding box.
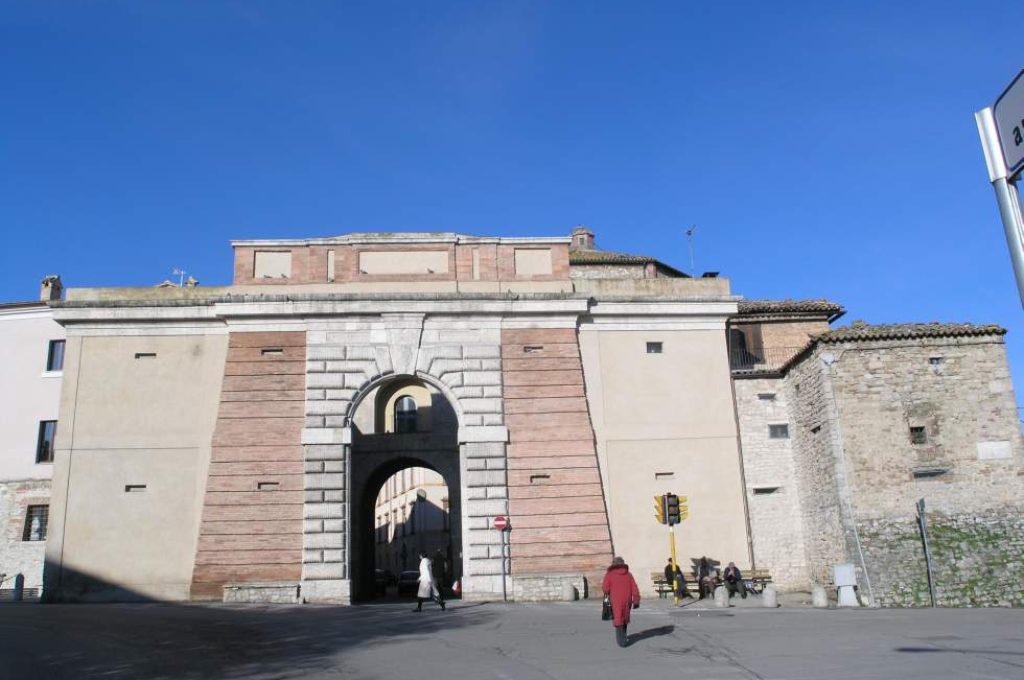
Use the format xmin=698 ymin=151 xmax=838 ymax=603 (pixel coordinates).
xmin=628 ymin=625 xmax=674 ymax=645
xmin=1 ymin=566 xmax=496 ymax=680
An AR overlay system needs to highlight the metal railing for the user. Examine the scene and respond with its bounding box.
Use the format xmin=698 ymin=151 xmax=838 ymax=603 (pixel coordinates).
xmin=729 ymin=345 xmax=806 ymax=374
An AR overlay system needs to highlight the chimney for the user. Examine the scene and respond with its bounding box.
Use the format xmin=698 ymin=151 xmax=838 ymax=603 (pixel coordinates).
xmin=570 ymin=226 xmax=595 ymax=251
xmin=40 ymin=275 xmax=63 ymax=301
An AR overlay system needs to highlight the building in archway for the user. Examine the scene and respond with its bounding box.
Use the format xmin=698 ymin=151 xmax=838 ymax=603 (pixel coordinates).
xmin=35 ymin=229 xmax=1024 ymax=606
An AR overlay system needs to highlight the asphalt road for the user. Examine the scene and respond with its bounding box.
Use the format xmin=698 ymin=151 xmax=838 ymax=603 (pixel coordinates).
xmin=1 ymin=599 xmax=1022 ymax=679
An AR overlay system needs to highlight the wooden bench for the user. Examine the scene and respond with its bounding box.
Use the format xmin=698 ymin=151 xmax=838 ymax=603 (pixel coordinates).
xmin=650 ymin=571 xmax=674 ymax=598
xmin=744 ymin=568 xmax=772 ymax=594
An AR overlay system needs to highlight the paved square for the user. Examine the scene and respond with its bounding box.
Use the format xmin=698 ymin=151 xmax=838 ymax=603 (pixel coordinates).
xmin=1 ymin=600 xmax=1022 ymax=679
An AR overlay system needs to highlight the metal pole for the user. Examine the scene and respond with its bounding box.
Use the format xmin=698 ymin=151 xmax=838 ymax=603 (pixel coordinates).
xmin=976 ymin=108 xmax=1024 ymax=307
xmin=669 ymin=524 xmax=680 ymax=605
xmin=916 ymin=498 xmax=937 ymax=607
xmin=500 ymin=528 xmax=507 ymax=602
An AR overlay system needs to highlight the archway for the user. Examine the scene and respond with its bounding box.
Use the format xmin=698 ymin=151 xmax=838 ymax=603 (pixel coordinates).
xmin=348 ymin=377 xmax=462 ymax=601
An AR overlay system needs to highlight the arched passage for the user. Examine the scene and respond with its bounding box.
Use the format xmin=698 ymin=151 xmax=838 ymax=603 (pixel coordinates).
xmin=353 ymin=458 xmax=460 ymax=601
xmin=347 ymin=376 xmax=462 ymax=601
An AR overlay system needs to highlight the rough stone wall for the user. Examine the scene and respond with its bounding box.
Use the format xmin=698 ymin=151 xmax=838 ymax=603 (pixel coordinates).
xmin=784 ymin=354 xmax=852 ymax=587
xmin=512 ymin=573 xmax=588 ymax=602
xmin=502 ymin=328 xmax=613 ymax=585
xmin=0 ymin=479 xmax=49 ymax=595
xmin=858 ymin=512 xmax=1024 ymax=607
xmin=191 ymin=331 xmax=307 ymax=600
xmin=732 ymin=378 xmax=809 ymax=590
xmin=825 ymin=336 xmax=1024 ymax=606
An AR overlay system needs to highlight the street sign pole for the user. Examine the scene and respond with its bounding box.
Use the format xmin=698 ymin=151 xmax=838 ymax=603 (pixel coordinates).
xmin=668 ymin=524 xmax=680 ymax=606
xmin=977 ymin=106 xmax=1024 ymax=306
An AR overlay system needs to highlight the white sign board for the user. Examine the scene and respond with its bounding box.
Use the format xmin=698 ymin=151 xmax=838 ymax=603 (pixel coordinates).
xmin=993 ymin=69 xmax=1024 ymax=178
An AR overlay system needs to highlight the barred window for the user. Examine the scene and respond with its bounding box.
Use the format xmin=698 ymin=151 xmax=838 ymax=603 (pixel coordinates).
xmin=768 ymin=424 xmax=790 ymax=439
xmin=910 ymin=426 xmax=927 ymax=445
xmin=23 ymin=505 xmax=48 ymax=542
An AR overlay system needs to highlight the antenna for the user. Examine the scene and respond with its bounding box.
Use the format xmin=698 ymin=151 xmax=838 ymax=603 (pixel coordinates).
xmin=685 ymin=226 xmax=696 ymax=276
xmin=172 ymin=267 xmax=186 ymax=288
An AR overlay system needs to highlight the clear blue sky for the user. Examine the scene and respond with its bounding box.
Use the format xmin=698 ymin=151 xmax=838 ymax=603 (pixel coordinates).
xmin=2 ymin=2 xmax=1023 ymax=395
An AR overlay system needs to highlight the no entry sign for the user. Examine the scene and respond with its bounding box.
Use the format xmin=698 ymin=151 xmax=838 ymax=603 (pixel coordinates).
xmin=493 ymin=515 xmax=508 ymax=531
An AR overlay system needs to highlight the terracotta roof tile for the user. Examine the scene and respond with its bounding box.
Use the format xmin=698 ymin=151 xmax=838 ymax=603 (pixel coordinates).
xmin=737 ymin=299 xmax=845 ymax=316
xmin=818 ymin=322 xmax=1006 ymax=343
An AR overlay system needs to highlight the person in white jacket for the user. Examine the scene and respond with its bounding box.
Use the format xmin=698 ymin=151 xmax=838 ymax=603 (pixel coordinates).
xmin=415 ymin=551 xmax=446 ymax=612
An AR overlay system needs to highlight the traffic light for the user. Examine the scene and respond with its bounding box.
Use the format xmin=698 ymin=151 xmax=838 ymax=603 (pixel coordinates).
xmin=665 ymin=493 xmax=681 ymax=525
xmin=654 ymin=494 xmax=667 ymax=524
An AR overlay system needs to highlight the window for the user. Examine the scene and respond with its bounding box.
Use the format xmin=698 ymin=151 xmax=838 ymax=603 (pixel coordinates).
xmin=768 ymin=424 xmax=789 ymax=439
xmin=46 ymin=340 xmax=65 ymax=372
xmin=36 ymin=421 xmax=57 ymax=463
xmin=910 ymin=426 xmax=927 ymax=445
xmin=395 ymin=396 xmax=417 ymax=433
xmin=23 ymin=505 xmax=48 ymax=541
xmin=646 ymin=342 xmax=663 ymax=354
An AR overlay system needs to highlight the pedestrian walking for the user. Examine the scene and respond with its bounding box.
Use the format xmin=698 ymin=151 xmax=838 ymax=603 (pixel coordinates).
xmin=414 ymin=550 xmax=445 ymax=612
xmin=602 ymin=556 xmax=640 ymax=647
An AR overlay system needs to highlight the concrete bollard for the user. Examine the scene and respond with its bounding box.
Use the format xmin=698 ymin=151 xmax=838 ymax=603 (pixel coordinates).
xmin=561 ymin=582 xmax=578 ymax=601
xmin=811 ymin=585 xmax=828 ymax=608
xmin=762 ymin=585 xmax=778 ymax=608
xmin=714 ymin=585 xmax=728 ymax=608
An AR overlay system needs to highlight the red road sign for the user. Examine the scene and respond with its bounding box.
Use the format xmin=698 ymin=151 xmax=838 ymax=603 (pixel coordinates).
xmin=493 ymin=515 xmax=508 ymax=531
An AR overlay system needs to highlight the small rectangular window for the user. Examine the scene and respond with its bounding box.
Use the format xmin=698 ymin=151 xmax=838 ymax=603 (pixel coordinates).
xmin=529 ymin=474 xmax=551 ymax=484
xmin=124 ymin=484 xmax=147 ymax=493
xmin=46 ymin=340 xmax=65 ymax=372
xmin=646 ymin=342 xmax=663 ymax=354
xmin=256 ymin=481 xmax=280 ymax=491
xmin=654 ymin=472 xmax=675 ymax=480
xmin=752 ymin=486 xmax=780 ymax=495
xmin=912 ymin=466 xmax=947 ymax=479
xmin=23 ymin=505 xmax=48 ymax=541
xmin=768 ymin=424 xmax=789 ymax=439
xmin=757 ymin=393 xmax=776 ymax=401
xmin=811 ymin=425 xmax=821 ymax=434
xmin=36 ymin=420 xmax=57 ymax=463
xmin=134 ymin=352 xmax=157 ymax=359
xmin=910 ymin=426 xmax=927 ymax=445
xmin=261 ymin=348 xmax=284 ymax=356
xmin=524 ymin=345 xmax=544 ymax=353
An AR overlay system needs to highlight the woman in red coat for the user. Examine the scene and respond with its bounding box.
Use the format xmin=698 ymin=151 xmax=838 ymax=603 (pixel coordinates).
xmin=602 ymin=556 xmax=641 ymax=647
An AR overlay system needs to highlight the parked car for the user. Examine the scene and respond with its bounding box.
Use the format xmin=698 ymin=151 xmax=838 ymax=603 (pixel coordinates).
xmin=374 ymin=569 xmax=396 ymax=595
xmin=397 ymin=570 xmax=420 ymax=597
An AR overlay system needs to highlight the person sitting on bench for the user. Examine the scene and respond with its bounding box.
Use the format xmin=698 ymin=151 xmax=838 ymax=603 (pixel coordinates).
xmin=664 ymin=559 xmax=689 ymax=599
xmin=723 ymin=561 xmax=747 ymax=599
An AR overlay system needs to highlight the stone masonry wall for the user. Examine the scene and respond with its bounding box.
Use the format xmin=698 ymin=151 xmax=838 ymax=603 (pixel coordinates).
xmin=301 ymin=314 xmax=511 ymax=600
xmin=784 ymin=354 xmax=853 ymax=588
xmin=858 ymin=512 xmax=1024 ymax=607
xmin=0 ymin=479 xmax=50 ymax=597
xmin=733 ymin=377 xmax=809 ymax=590
xmin=826 ymin=336 xmax=1024 ymax=607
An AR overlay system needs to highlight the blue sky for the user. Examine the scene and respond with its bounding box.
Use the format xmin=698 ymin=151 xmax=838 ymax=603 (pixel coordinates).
xmin=2 ymin=2 xmax=1022 ymax=394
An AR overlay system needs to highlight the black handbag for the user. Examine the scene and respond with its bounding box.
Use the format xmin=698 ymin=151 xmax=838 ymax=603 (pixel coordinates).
xmin=601 ymin=595 xmax=612 ymax=621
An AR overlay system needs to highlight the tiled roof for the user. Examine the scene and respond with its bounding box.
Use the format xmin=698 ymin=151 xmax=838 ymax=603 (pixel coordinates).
xmin=818 ymin=322 xmax=1006 ymax=343
xmin=569 ymin=249 xmax=658 ymax=265
xmin=569 ymin=248 xmax=688 ymax=277
xmin=737 ymin=299 xmax=845 ymax=316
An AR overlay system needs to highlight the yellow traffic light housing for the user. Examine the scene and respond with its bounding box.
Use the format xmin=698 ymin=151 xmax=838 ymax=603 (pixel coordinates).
xmin=654 ymin=494 xmax=667 ymax=524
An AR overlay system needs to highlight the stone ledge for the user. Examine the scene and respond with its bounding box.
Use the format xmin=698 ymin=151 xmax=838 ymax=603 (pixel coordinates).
xmin=222 ymin=581 xmax=300 ymax=604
